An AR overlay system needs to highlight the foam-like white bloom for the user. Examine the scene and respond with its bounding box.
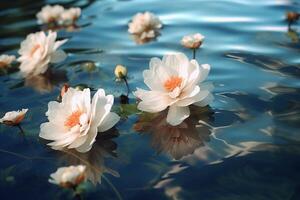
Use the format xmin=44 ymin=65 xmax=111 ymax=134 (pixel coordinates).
xmin=0 ymin=55 xmax=16 ymax=68
xmin=0 ymin=109 xmax=28 ymax=126
xmin=49 ymin=165 xmax=86 ymax=188
xmin=181 ymin=33 xmax=205 ymax=49
xmin=59 ymin=8 xmax=81 ymax=25
xmin=17 ymin=31 xmax=67 ymax=76
xmin=39 ymin=87 xmax=120 ymax=153
xmin=36 ymin=5 xmax=65 ymax=24
xmin=128 ymin=12 xmax=162 ymax=40
xmin=134 ymin=52 xmax=213 ymax=126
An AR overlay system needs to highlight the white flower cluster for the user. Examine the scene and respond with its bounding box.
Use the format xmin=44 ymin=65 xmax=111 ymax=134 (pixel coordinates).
xmin=36 ymin=5 xmax=81 ymax=25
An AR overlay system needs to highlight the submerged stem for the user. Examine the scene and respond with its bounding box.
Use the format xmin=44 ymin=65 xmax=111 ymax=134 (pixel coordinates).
xmin=192 ymin=48 xmax=196 ymax=59
xmin=16 ymin=124 xmax=25 ymax=135
xmin=123 ymin=77 xmax=130 ymax=97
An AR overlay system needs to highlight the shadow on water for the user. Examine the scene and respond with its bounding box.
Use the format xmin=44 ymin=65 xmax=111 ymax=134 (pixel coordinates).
xmin=153 ymin=143 xmax=300 ymax=200
xmin=223 ymin=84 xmax=300 ymax=142
xmin=225 ymin=52 xmax=300 ymax=78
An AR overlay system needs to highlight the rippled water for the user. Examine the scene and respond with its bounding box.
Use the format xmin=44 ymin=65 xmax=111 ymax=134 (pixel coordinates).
xmin=1 ymin=0 xmax=300 ymax=199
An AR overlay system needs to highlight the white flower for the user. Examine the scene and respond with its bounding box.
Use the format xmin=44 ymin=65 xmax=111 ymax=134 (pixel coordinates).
xmin=39 ymin=87 xmax=120 ymax=153
xmin=49 ymin=165 xmax=86 ymax=188
xmin=17 ymin=31 xmax=68 ymax=76
xmin=181 ymin=33 xmax=205 ymax=49
xmin=0 ymin=109 xmax=28 ymax=126
xmin=134 ymin=52 xmax=213 ymax=126
xmin=36 ymin=5 xmax=65 ymax=24
xmin=128 ymin=12 xmax=162 ymax=40
xmin=0 ymin=55 xmax=16 ymax=68
xmin=59 ymin=7 xmax=81 ymax=25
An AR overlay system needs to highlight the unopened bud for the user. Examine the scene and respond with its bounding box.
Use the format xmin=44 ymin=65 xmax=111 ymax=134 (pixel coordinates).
xmin=114 ymin=64 xmax=127 ymax=79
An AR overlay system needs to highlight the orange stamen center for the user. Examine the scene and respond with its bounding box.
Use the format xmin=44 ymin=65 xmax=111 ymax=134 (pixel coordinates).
xmin=30 ymin=44 xmax=41 ymax=57
xmin=64 ymin=110 xmax=82 ymax=128
xmin=164 ymin=76 xmax=182 ymax=92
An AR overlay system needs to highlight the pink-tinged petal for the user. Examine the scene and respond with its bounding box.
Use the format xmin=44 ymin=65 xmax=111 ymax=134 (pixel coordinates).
xmin=199 ymin=64 xmax=210 ymax=83
xmin=97 ymin=112 xmax=120 ymax=132
xmin=176 ymin=89 xmax=210 ymax=107
xmin=193 ymin=92 xmax=214 ymax=107
xmin=39 ymin=122 xmax=70 ymax=140
xmin=75 ymin=126 xmax=98 ymax=152
xmin=54 ymin=39 xmax=68 ymax=50
xmin=168 ymin=87 xmax=181 ymax=99
xmin=134 ymin=88 xmax=171 ymax=112
xmin=162 ymin=53 xmax=189 ymax=74
xmin=143 ymin=58 xmax=165 ymax=91
xmin=50 ymin=50 xmax=67 ymax=63
xmin=166 ymin=106 xmax=190 ymax=126
xmin=67 ymin=134 xmax=87 ymax=149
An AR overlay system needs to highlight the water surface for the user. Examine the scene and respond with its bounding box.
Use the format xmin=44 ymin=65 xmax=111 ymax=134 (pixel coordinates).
xmin=0 ymin=0 xmax=300 ymax=199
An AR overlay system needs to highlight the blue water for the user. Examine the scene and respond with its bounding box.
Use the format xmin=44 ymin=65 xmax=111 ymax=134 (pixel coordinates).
xmin=0 ymin=0 xmax=300 ymax=199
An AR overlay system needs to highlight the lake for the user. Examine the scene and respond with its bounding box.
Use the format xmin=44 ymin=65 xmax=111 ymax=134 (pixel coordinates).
xmin=0 ymin=0 xmax=300 ymax=199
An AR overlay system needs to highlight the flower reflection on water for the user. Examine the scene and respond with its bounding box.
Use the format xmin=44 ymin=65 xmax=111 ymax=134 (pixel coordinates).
xmin=58 ymin=129 xmax=119 ymax=185
xmin=134 ymin=106 xmax=213 ymax=160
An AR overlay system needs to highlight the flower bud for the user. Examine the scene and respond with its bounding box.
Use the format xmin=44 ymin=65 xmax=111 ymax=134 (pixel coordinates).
xmin=286 ymin=12 xmax=300 ymax=24
xmin=115 ymin=64 xmax=127 ymax=79
xmin=60 ymin=83 xmax=69 ymax=98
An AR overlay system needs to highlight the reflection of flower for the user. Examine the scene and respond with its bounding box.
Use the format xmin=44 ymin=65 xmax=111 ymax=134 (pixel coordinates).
xmin=134 ymin=52 xmax=213 ymax=126
xmin=25 ymin=69 xmax=67 ymax=93
xmin=0 ymin=55 xmax=16 ymax=68
xmin=128 ymin=12 xmax=162 ymax=41
xmin=59 ymin=8 xmax=81 ymax=25
xmin=49 ymin=165 xmax=86 ymax=188
xmin=39 ymin=88 xmax=120 ymax=153
xmin=36 ymin=5 xmax=64 ymax=24
xmin=60 ymin=130 xmax=119 ymax=185
xmin=134 ymin=106 xmax=212 ymax=159
xmin=17 ymin=31 xmax=67 ymax=77
xmin=0 ymin=109 xmax=28 ymax=126
xmin=181 ymin=33 xmax=205 ymax=49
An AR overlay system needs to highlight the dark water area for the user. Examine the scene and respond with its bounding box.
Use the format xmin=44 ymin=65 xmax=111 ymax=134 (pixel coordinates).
xmin=0 ymin=0 xmax=300 ymax=199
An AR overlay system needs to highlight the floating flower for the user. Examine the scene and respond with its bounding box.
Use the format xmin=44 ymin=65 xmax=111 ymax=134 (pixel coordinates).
xmin=49 ymin=165 xmax=86 ymax=188
xmin=39 ymin=87 xmax=120 ymax=152
xmin=114 ymin=64 xmax=127 ymax=80
xmin=134 ymin=52 xmax=213 ymax=126
xmin=181 ymin=33 xmax=205 ymax=49
xmin=17 ymin=31 xmax=68 ymax=77
xmin=59 ymin=8 xmax=81 ymax=25
xmin=36 ymin=5 xmax=65 ymax=24
xmin=0 ymin=55 xmax=16 ymax=68
xmin=128 ymin=12 xmax=162 ymax=40
xmin=0 ymin=109 xmax=28 ymax=126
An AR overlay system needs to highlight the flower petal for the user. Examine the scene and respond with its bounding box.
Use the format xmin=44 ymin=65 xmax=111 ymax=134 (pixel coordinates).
xmin=134 ymin=88 xmax=171 ymax=112
xmin=97 ymin=112 xmax=120 ymax=132
xmin=166 ymin=106 xmax=190 ymax=126
xmin=50 ymin=50 xmax=67 ymax=63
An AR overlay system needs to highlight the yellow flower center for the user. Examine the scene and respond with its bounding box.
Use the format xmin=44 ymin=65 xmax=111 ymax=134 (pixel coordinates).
xmin=164 ymin=76 xmax=182 ymax=92
xmin=30 ymin=44 xmax=41 ymax=57
xmin=64 ymin=110 xmax=82 ymax=128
